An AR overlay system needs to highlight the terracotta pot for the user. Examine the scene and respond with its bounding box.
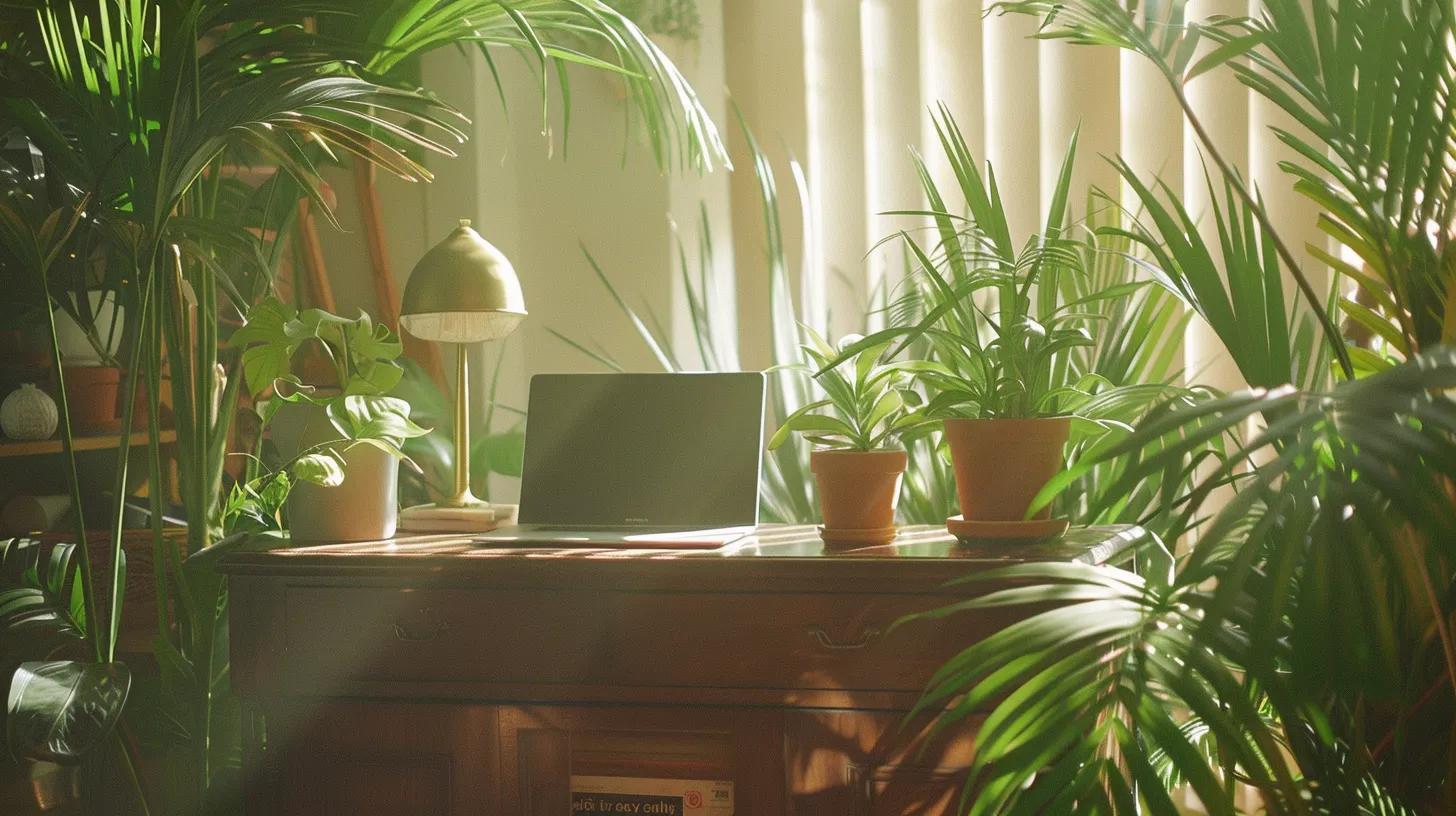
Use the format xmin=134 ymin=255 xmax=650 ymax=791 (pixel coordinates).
xmin=61 ymin=365 xmax=122 ymax=433
xmin=943 ymin=417 xmax=1071 ymax=522
xmin=811 ymin=448 xmax=907 ymax=545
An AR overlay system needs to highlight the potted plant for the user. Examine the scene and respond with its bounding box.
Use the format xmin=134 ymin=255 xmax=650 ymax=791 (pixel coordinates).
xmin=832 ymin=114 xmax=1143 ymax=538
xmin=893 ymin=3 xmax=1456 ymax=811
xmin=905 ymin=278 xmax=1084 ymax=538
xmin=769 ymin=330 xmax=929 ymax=546
xmin=231 ymin=297 xmax=428 ymax=542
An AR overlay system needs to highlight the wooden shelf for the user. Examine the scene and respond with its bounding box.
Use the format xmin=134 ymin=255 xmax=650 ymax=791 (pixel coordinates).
xmin=0 ymin=428 xmax=177 ymax=458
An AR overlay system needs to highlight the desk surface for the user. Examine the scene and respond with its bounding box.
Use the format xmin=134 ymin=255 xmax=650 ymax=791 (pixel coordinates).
xmin=221 ymin=524 xmax=1145 ymax=592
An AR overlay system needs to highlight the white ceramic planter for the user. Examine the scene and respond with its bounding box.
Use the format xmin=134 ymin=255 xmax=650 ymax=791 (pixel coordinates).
xmin=54 ymin=291 xmax=124 ymax=365
xmin=269 ymin=400 xmax=399 ymax=542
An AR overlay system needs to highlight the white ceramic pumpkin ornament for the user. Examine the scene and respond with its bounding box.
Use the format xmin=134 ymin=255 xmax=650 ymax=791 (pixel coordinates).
xmin=1 ymin=384 xmax=59 ymax=440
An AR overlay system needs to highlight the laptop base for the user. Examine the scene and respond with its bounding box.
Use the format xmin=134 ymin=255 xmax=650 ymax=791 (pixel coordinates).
xmin=474 ymin=525 xmax=753 ymax=549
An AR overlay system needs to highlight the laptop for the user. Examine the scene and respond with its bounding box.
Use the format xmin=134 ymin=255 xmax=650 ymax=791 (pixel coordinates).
xmin=476 ymin=372 xmax=766 ymax=548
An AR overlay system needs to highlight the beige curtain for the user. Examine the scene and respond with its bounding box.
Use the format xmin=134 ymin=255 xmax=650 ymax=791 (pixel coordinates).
xmin=722 ymin=0 xmax=1325 ymax=397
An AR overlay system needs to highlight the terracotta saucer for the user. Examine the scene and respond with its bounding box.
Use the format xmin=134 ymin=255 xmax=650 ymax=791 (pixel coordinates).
xmin=817 ymin=525 xmax=899 ymax=547
xmin=946 ymin=515 xmax=1069 ymax=542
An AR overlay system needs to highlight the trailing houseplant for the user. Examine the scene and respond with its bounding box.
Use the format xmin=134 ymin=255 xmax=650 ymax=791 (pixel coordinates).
xmin=769 ymin=330 xmax=930 ymax=545
xmin=904 ymin=1 xmax=1456 ymax=812
xmin=227 ymin=297 xmax=428 ymax=541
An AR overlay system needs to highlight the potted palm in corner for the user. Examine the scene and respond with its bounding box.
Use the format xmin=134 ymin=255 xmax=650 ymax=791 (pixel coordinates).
xmin=769 ymin=330 xmax=930 ymax=547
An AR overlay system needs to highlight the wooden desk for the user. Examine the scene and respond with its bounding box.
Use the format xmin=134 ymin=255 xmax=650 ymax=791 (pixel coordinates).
xmin=223 ymin=524 xmax=1141 ymax=815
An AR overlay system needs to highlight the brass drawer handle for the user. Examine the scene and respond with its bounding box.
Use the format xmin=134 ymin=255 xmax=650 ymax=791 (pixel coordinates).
xmin=808 ymin=625 xmax=882 ymax=650
xmin=393 ymin=608 xmax=450 ymax=642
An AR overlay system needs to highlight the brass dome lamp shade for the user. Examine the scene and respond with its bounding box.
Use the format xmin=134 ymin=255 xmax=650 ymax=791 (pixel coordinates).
xmin=398 ymin=219 xmax=526 ymax=530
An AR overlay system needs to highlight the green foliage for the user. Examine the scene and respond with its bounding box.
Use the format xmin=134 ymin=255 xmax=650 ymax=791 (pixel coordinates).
xmin=0 ymin=538 xmax=131 ymax=767
xmin=1108 ymin=163 xmax=1327 ymax=391
xmin=912 ymin=2 xmax=1456 ymax=812
xmin=219 ymin=470 xmax=293 ymax=536
xmin=822 ymin=108 xmax=1195 ymax=531
xmin=923 ymin=351 xmax=1456 ymax=814
xmin=0 ymin=538 xmax=88 ymax=658
xmin=1227 ymin=0 xmax=1456 ymax=356
xmin=223 ymin=302 xmax=428 ymax=536
xmin=324 ymin=395 xmax=429 ymax=453
xmin=768 ymin=330 xmax=930 ymax=452
xmin=995 ymin=0 xmax=1355 ymax=378
xmin=832 ymin=109 xmax=1164 ymax=427
xmin=1042 ymin=213 xmax=1200 ymax=527
xmin=231 ymin=297 xmax=407 ymax=400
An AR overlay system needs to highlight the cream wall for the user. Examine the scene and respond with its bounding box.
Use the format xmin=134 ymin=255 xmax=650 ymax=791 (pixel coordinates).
xmin=724 ymin=0 xmax=807 ymax=368
xmin=317 ymin=14 xmax=734 ymax=503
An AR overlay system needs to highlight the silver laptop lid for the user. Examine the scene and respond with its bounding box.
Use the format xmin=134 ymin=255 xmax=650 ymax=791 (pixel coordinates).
xmin=517 ymin=372 xmax=766 ymax=527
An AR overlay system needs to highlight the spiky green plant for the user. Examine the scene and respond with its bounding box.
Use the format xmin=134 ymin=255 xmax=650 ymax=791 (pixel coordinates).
xmin=768 ymin=329 xmax=932 ymax=452
xmin=908 ymin=2 xmax=1456 ymax=812
xmin=826 ymin=107 xmax=1197 ymax=529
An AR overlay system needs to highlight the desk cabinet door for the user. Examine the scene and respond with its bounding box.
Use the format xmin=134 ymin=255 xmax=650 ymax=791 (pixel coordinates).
xmin=261 ymin=701 xmax=497 ymax=816
xmin=785 ymin=711 xmax=977 ymax=816
xmin=498 ymin=705 xmax=785 ymax=815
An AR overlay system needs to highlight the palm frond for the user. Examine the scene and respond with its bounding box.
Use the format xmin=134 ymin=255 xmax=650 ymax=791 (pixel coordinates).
xmin=1230 ymin=0 xmax=1456 ymax=352
xmin=1108 ymin=157 xmax=1321 ymax=391
xmin=955 ymin=350 xmax=1456 ymax=813
xmin=997 ymin=0 xmax=1356 ymax=377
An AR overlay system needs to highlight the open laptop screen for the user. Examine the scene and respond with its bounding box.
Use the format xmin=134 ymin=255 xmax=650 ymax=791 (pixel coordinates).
xmin=517 ymin=372 xmax=766 ymax=527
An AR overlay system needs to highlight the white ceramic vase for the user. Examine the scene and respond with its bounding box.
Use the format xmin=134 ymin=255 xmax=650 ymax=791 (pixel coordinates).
xmin=269 ymin=401 xmax=400 ymax=542
xmin=1 ymin=384 xmax=59 ymax=440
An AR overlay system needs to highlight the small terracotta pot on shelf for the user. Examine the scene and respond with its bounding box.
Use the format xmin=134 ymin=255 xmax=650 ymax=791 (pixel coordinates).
xmin=61 ymin=365 xmax=122 ymax=433
xmin=810 ymin=448 xmax=907 ymax=548
xmin=943 ymin=417 xmax=1071 ymax=540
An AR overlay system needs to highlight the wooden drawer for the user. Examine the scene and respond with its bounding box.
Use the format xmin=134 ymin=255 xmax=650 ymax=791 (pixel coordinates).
xmin=280 ymin=586 xmax=612 ymax=686
xmin=608 ymin=592 xmax=1004 ymax=693
xmin=274 ymin=586 xmax=1006 ymax=695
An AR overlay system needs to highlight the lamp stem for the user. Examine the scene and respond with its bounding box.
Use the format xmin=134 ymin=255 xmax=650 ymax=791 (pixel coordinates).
xmin=449 ymin=342 xmax=479 ymax=506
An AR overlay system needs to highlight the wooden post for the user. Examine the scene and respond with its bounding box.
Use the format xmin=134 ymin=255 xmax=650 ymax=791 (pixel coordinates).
xmin=295 ymin=199 xmax=337 ymax=313
xmin=353 ymin=161 xmax=446 ymax=387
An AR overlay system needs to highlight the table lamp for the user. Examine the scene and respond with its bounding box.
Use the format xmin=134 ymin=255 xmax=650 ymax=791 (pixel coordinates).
xmin=398 ymin=219 xmax=526 ymax=531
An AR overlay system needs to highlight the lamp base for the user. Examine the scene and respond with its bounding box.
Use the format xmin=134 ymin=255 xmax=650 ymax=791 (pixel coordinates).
xmin=398 ymin=502 xmax=518 ymax=533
